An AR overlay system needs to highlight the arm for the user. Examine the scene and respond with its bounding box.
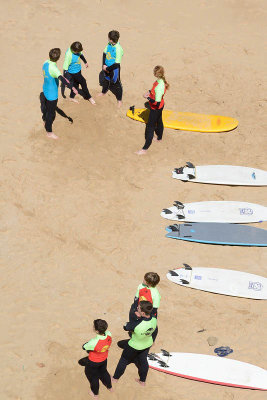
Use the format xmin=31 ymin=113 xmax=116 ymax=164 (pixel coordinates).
xmin=63 ymin=49 xmax=72 ymax=72
xmin=123 ymin=320 xmax=140 ymax=332
xmin=80 ymin=53 xmax=88 ymax=68
xmin=106 ymin=63 xmax=120 ymax=72
xmin=58 ymin=75 xmax=78 ymax=95
xmin=82 ymin=337 xmax=98 ymax=352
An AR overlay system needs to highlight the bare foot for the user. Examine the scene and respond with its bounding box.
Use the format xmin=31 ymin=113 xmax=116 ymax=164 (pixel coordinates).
xmin=117 ymin=100 xmax=122 ymax=108
xmin=135 ymin=149 xmax=147 ymax=155
xmin=135 ymin=378 xmax=146 ymax=386
xmin=97 ymin=92 xmax=106 ymax=97
xmin=46 ymin=132 xmax=58 ymax=140
xmin=153 ymin=137 xmax=162 ymax=142
xmin=89 ymin=97 xmax=96 ymax=105
xmin=69 ymin=98 xmax=79 ymax=103
xmin=111 ymin=377 xmax=118 ymax=383
xmin=89 ymin=390 xmax=99 ymax=399
xmin=108 ymin=387 xmax=114 ymax=392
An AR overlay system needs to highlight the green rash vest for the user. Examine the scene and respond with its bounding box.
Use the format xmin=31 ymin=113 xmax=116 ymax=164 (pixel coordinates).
xmin=154 ymin=79 xmax=165 ymax=102
xmin=136 ymin=284 xmax=161 ymax=309
xmin=128 ymin=317 xmax=157 ymax=350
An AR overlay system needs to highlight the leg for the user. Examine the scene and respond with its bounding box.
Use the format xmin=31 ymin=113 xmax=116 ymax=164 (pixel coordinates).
xmin=142 ymin=109 xmax=158 ymax=151
xmin=70 ymin=74 xmax=79 ymax=99
xmin=155 ymin=108 xmax=164 ymax=140
xmin=98 ymin=360 xmax=112 ymax=390
xmin=45 ymin=99 xmax=58 ymax=139
xmin=113 ymin=345 xmax=137 ymax=380
xmin=85 ymin=362 xmax=100 ymax=397
xmin=76 ymin=71 xmax=92 ymax=100
xmin=110 ymin=80 xmax=123 ymax=107
xmin=135 ymin=348 xmax=150 ymax=383
xmin=101 ymin=78 xmax=110 ymax=95
xmin=40 ymin=92 xmax=47 ymax=122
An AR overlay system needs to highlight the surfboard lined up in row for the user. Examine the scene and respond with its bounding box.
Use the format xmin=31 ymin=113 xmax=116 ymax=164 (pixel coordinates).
xmin=161 ymin=200 xmax=267 ymax=223
xmin=172 ymin=162 xmax=267 ymax=186
xmin=165 ymin=222 xmax=267 ymax=247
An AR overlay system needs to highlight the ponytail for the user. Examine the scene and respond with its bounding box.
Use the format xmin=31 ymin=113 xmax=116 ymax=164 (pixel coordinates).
xmin=153 ymin=65 xmax=170 ymax=90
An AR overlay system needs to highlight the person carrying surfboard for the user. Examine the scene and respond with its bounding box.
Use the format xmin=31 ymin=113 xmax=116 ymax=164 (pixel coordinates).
xmin=136 ymin=66 xmax=169 ymax=155
xmin=98 ymin=30 xmax=124 ymax=108
xmin=113 ymin=301 xmax=157 ymax=386
xmin=81 ymin=319 xmax=113 ymax=398
xmin=42 ymin=48 xmax=78 ymax=140
xmin=63 ymin=41 xmax=96 ymax=105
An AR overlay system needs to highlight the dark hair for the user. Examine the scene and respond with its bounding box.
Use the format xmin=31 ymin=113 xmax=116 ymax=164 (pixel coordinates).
xmin=94 ymin=319 xmax=108 ymax=335
xmin=144 ymin=272 xmax=160 ymax=287
xmin=71 ymin=41 xmax=83 ymax=53
xmin=108 ymin=30 xmax=120 ymax=43
xmin=139 ymin=301 xmax=153 ymax=315
xmin=49 ymin=48 xmax=61 ymax=62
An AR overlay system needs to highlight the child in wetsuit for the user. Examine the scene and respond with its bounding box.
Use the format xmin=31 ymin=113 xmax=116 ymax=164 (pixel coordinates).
xmin=136 ymin=65 xmax=170 ymax=155
xmin=82 ymin=319 xmax=113 ymax=398
xmin=113 ymin=301 xmax=157 ymax=386
xmin=63 ymin=41 xmax=96 ymax=105
xmin=98 ymin=30 xmax=124 ymax=107
xmin=129 ymin=272 xmax=161 ymax=342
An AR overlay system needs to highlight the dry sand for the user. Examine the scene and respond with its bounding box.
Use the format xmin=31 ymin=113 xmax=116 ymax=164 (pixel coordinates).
xmin=0 ymin=0 xmax=267 ymax=399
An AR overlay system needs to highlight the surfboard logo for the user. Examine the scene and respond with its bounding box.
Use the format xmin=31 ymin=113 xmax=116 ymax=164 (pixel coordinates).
xmin=252 ymin=172 xmax=256 ymax=180
xmin=248 ymin=281 xmax=262 ymax=291
xmin=194 ymin=275 xmax=202 ymax=280
xmin=239 ymin=208 xmax=253 ymax=215
xmin=188 ymin=209 xmax=195 ymax=214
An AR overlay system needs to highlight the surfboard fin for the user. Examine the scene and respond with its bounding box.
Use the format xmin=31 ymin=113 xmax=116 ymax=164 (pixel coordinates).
xmin=129 ymin=105 xmax=135 ymax=115
xmin=168 ymin=224 xmax=180 ymax=232
xmin=180 ymin=279 xmax=189 ymax=284
xmin=183 ymin=263 xmax=192 ymax=270
xmin=168 ymin=270 xmax=179 ymax=276
xmin=173 ymin=201 xmax=184 ymax=209
xmin=186 ymin=161 xmax=195 ymax=168
xmin=162 ymin=208 xmax=172 ymax=214
xmin=161 ymin=349 xmax=172 ymax=357
xmin=148 ymin=353 xmax=158 ymax=361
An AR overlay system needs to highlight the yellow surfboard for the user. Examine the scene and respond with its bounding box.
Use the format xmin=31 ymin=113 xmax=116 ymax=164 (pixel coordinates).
xmin=126 ymin=107 xmax=238 ymax=133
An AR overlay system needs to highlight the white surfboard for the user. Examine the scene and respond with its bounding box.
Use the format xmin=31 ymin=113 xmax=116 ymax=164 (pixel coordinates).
xmin=167 ymin=265 xmax=267 ymax=299
xmin=172 ymin=162 xmax=267 ymax=186
xmin=148 ymin=351 xmax=267 ymax=390
xmin=161 ymin=201 xmax=267 ymax=223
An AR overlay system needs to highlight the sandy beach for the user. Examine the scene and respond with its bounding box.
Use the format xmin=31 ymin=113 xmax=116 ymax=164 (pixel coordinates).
xmin=0 ymin=0 xmax=267 ymax=399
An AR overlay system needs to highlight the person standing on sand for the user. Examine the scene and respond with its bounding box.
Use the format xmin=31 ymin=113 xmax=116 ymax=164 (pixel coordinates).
xmin=42 ymin=48 xmax=78 ymax=140
xmin=98 ymin=30 xmax=124 ymax=108
xmin=136 ymin=65 xmax=169 ymax=155
xmin=112 ymin=301 xmax=157 ymax=387
xmin=63 ymin=41 xmax=96 ymax=105
xmin=82 ymin=319 xmax=113 ymax=399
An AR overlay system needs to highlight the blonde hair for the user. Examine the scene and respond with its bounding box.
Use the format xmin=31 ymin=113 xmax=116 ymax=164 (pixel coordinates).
xmin=153 ymin=65 xmax=170 ymax=90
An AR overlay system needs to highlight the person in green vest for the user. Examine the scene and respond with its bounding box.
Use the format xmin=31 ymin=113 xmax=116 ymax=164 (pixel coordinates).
xmin=112 ymin=301 xmax=157 ymax=386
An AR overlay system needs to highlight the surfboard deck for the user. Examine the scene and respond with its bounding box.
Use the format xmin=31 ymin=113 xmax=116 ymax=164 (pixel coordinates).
xmin=148 ymin=352 xmax=267 ymax=390
xmin=166 ymin=222 xmax=267 ymax=246
xmin=126 ymin=108 xmax=238 ymax=132
xmin=161 ymin=201 xmax=267 ymax=223
xmin=172 ymin=162 xmax=267 ymax=186
xmin=167 ymin=266 xmax=267 ymax=299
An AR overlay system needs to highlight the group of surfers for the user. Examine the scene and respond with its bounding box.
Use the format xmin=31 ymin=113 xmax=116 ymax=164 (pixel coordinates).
xmin=42 ymin=30 xmax=169 ymax=154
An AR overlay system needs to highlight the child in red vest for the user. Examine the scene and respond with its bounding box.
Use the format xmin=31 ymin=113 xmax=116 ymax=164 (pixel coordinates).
xmin=129 ymin=272 xmax=161 ymax=342
xmin=82 ymin=319 xmax=113 ymax=398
